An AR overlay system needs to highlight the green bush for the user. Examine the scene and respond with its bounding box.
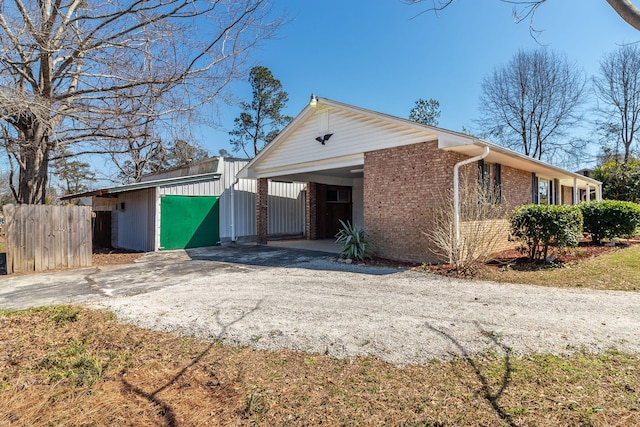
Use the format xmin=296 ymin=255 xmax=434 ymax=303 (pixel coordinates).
xmin=579 ymin=200 xmax=640 ymax=244
xmin=592 ymin=159 xmax=640 ymax=202
xmin=335 ymin=220 xmax=371 ymax=261
xmin=510 ymin=204 xmax=583 ymax=261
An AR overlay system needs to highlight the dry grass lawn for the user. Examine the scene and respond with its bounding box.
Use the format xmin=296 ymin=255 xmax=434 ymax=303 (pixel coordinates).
xmin=1 ymin=306 xmax=639 ymax=426
xmin=477 ymin=244 xmax=640 ymax=291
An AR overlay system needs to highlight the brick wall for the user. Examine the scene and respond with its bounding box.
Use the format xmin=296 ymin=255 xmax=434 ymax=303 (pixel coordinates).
xmin=256 ymin=178 xmax=268 ymax=244
xmin=562 ymin=185 xmax=574 ymax=205
xmin=363 ymin=142 xmax=535 ymax=263
xmin=305 ymin=182 xmax=317 ymax=240
xmin=364 ymin=141 xmax=471 ymax=263
xmin=500 ymin=165 xmax=533 ymax=211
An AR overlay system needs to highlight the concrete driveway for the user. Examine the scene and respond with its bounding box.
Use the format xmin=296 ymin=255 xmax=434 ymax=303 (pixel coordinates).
xmin=1 ymin=244 xmax=639 ymax=364
xmin=0 ymin=245 xmax=347 ymax=310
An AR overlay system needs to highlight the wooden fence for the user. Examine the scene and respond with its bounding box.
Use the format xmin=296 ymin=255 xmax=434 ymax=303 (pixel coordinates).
xmin=3 ymin=204 xmax=92 ymax=274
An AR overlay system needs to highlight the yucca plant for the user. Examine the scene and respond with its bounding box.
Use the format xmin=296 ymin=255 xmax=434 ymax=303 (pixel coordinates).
xmin=335 ymin=219 xmax=371 ymax=261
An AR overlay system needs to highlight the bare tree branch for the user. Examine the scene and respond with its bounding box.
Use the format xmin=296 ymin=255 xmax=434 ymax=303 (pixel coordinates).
xmin=408 ymin=0 xmax=640 ymax=34
xmin=607 ymin=0 xmax=640 ymax=31
xmin=0 ymin=0 xmax=282 ymax=203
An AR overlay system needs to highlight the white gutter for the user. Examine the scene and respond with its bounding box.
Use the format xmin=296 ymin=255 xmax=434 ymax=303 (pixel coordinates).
xmin=453 ymin=145 xmax=490 ymax=259
xmin=230 ymin=176 xmax=239 ymax=242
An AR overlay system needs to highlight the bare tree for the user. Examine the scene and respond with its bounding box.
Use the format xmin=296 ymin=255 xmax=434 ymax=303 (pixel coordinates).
xmin=0 ymin=0 xmax=281 ymax=204
xmin=478 ymin=49 xmax=586 ymax=161
xmin=408 ymin=1 xmax=640 ymax=32
xmin=594 ymin=44 xmax=640 ymax=164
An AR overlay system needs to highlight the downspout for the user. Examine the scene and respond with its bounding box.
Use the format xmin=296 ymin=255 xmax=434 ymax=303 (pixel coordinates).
xmin=453 ymin=145 xmax=490 ymax=259
xmin=230 ymin=176 xmax=239 ymax=242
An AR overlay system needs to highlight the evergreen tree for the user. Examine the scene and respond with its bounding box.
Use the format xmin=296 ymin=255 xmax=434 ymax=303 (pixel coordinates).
xmin=409 ymin=98 xmax=441 ymax=126
xmin=230 ymin=66 xmax=292 ymax=157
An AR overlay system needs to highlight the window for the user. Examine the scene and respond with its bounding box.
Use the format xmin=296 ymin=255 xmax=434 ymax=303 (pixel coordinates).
xmin=327 ymin=189 xmax=350 ymax=203
xmin=538 ymin=179 xmax=550 ymax=205
xmin=478 ymin=160 xmax=501 ymax=203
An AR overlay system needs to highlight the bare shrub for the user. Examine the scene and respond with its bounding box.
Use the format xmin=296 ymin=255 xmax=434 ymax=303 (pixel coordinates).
xmin=425 ymin=177 xmax=510 ymax=273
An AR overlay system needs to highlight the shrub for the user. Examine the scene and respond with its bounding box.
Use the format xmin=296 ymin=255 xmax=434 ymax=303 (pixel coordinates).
xmin=335 ymin=220 xmax=371 ymax=261
xmin=579 ymin=200 xmax=640 ymax=244
xmin=425 ymin=177 xmax=509 ymax=273
xmin=510 ymin=204 xmax=583 ymax=261
xmin=592 ymin=159 xmax=640 ymax=202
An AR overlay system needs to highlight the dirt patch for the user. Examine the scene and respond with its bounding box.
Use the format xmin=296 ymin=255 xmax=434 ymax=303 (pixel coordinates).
xmin=92 ymin=247 xmax=144 ymax=266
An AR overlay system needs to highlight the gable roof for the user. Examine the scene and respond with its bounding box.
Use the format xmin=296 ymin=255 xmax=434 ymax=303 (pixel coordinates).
xmin=238 ymin=97 xmax=600 ymax=189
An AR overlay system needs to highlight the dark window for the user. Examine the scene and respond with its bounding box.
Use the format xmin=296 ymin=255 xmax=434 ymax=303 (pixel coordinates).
xmin=478 ymin=160 xmax=502 ymax=203
xmin=327 ymin=189 xmax=350 ymax=203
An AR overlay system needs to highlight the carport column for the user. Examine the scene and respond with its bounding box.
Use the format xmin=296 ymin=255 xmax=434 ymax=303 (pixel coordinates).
xmin=256 ymin=178 xmax=268 ymax=244
xmin=305 ymin=182 xmax=317 ymax=240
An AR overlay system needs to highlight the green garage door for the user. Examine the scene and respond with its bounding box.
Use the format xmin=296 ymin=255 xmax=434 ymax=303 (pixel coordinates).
xmin=160 ymin=195 xmax=220 ymax=250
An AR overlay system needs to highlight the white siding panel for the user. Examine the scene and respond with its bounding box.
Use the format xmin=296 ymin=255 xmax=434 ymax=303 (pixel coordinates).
xmin=114 ymin=189 xmax=155 ymax=252
xmin=268 ymin=181 xmax=305 ymax=236
xmin=218 ymin=159 xmax=305 ymax=241
xmin=256 ymin=107 xmax=436 ymax=174
xmin=158 ymin=178 xmax=225 ymax=197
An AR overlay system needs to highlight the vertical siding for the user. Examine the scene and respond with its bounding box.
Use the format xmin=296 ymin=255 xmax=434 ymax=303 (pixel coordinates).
xmin=267 ymin=181 xmax=306 ymax=237
xmin=110 ymin=159 xmax=305 ymax=249
xmin=220 ymin=160 xmax=253 ymax=240
xmin=219 ymin=159 xmax=306 ymax=241
xmin=115 ymin=189 xmax=154 ymax=252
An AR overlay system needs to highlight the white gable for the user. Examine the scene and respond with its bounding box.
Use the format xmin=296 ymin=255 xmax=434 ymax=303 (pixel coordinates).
xmin=242 ymin=101 xmax=443 ymax=179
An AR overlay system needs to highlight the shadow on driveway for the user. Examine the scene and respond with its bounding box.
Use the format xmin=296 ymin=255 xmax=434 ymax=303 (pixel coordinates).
xmin=183 ymin=244 xmax=402 ymax=276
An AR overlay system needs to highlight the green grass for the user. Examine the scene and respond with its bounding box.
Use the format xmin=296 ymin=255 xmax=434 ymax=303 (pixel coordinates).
xmin=478 ymin=244 xmax=640 ymax=291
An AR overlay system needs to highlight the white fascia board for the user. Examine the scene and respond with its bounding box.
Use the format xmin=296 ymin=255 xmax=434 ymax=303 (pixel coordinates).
xmin=442 ymin=138 xmax=602 ymax=186
xmin=254 ymin=154 xmax=364 ymax=179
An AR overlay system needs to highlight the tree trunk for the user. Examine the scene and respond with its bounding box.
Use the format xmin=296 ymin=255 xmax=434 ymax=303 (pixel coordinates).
xmin=17 ymin=124 xmax=50 ymax=204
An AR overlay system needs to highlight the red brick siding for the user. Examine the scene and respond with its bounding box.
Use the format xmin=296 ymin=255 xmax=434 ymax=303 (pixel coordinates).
xmin=562 ymin=185 xmax=574 ymax=205
xmin=500 ymin=165 xmax=533 ymax=211
xmin=363 ymin=141 xmax=472 ymax=263
xmin=305 ymin=182 xmax=317 ymax=240
xmin=364 ymin=143 xmax=536 ymax=263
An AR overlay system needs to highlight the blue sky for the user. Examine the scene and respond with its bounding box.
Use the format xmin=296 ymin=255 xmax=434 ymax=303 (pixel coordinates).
xmin=200 ymin=0 xmax=640 ymax=167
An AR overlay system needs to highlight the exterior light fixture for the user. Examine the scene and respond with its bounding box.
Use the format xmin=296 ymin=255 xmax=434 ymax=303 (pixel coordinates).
xmin=309 ymin=93 xmax=318 ymax=108
xmin=315 ymin=133 xmax=333 ymax=145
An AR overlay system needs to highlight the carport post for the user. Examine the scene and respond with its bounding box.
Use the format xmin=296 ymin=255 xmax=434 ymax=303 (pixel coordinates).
xmin=256 ymin=178 xmax=269 ymax=244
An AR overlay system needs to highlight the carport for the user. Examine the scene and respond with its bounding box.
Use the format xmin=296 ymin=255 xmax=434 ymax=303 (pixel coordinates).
xmin=236 ymin=97 xmax=442 ymax=245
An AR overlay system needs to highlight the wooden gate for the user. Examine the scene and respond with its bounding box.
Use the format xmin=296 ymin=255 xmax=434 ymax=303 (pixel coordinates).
xmin=3 ymin=204 xmax=92 ymax=274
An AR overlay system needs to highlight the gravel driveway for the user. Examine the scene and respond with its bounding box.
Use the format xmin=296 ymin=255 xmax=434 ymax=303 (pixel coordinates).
xmin=82 ymin=246 xmax=640 ymax=365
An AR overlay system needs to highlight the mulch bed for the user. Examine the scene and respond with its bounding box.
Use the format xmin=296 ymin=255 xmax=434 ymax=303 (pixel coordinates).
xmin=92 ymin=247 xmax=144 ymax=266
xmin=351 ymin=237 xmax=640 ymax=277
